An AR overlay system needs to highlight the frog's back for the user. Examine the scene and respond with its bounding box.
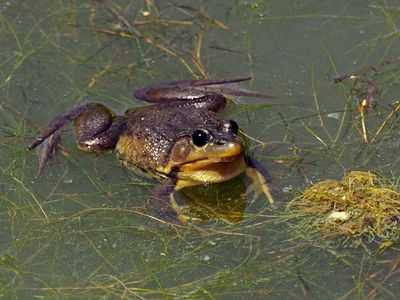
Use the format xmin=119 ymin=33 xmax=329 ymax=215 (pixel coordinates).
xmin=115 ymin=105 xmax=224 ymax=177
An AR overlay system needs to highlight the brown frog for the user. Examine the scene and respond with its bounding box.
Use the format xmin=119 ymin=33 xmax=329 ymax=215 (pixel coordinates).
xmin=28 ymin=77 xmax=275 ymax=223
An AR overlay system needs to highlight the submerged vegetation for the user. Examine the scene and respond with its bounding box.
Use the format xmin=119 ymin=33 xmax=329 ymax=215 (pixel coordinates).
xmin=332 ymin=56 xmax=400 ymax=145
xmin=288 ymin=171 xmax=400 ymax=241
xmin=1 ymin=0 xmax=400 ymax=299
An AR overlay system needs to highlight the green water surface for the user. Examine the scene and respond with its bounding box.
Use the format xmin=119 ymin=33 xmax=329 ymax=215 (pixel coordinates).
xmin=1 ymin=0 xmax=399 ymax=299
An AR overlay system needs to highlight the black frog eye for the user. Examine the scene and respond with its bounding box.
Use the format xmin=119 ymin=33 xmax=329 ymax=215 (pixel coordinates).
xmin=192 ymin=129 xmax=210 ymax=147
xmin=229 ymin=120 xmax=239 ymax=134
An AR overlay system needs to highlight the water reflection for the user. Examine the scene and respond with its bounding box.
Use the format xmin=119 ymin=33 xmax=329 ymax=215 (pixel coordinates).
xmin=178 ymin=176 xmax=247 ymax=223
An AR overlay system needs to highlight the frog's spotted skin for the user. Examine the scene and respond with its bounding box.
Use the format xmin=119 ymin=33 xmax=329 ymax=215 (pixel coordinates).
xmin=28 ymin=77 xmax=274 ymax=223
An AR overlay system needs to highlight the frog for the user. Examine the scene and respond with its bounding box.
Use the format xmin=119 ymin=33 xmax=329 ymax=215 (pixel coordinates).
xmin=27 ymin=77 xmax=275 ymax=223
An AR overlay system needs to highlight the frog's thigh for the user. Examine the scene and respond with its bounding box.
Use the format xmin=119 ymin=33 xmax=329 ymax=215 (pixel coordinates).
xmin=74 ymin=104 xmax=123 ymax=152
xmin=188 ymin=94 xmax=227 ymax=113
xmin=245 ymin=167 xmax=274 ymax=204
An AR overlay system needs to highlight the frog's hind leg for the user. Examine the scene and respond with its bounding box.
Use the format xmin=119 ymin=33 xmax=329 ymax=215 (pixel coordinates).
xmin=28 ymin=103 xmax=124 ymax=176
xmin=27 ymin=104 xmax=93 ymax=151
xmin=165 ymin=94 xmax=227 ymax=113
xmin=73 ymin=103 xmax=126 ymax=152
xmin=28 ymin=104 xmax=94 ymax=176
xmin=133 ymin=77 xmax=276 ymax=104
xmin=34 ymin=127 xmax=62 ymax=178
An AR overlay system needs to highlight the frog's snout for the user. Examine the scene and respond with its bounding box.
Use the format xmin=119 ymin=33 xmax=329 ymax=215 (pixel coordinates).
xmin=205 ymin=140 xmax=243 ymax=161
xmin=220 ymin=141 xmax=243 ymax=157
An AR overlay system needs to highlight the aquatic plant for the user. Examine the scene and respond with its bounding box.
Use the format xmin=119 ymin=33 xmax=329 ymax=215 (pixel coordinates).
xmin=289 ymin=171 xmax=400 ymax=241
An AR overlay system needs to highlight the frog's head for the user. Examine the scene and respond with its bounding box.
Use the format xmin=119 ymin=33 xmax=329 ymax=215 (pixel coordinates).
xmin=160 ymin=110 xmax=247 ymax=187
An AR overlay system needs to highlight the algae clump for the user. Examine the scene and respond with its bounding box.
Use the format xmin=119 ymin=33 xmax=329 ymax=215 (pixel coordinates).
xmin=289 ymin=171 xmax=400 ymax=240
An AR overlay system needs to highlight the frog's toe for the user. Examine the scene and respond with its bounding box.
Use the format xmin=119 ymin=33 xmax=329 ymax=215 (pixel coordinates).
xmin=150 ymin=184 xmax=184 ymax=224
xmin=27 ymin=104 xmax=90 ymax=151
xmin=35 ymin=128 xmax=62 ymax=177
xmin=245 ymin=156 xmax=274 ymax=204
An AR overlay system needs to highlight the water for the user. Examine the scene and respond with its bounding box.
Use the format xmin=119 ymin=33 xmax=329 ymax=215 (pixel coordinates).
xmin=0 ymin=0 xmax=399 ymax=298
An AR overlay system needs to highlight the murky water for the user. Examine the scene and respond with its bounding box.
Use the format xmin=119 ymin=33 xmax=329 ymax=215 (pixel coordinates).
xmin=1 ymin=0 xmax=399 ymax=298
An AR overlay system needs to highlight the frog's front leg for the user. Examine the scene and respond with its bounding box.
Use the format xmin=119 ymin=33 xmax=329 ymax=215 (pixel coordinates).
xmin=244 ymin=156 xmax=275 ymax=205
xmin=150 ymin=180 xmax=188 ymax=224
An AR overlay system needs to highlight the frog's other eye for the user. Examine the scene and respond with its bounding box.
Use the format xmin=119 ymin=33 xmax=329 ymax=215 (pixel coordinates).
xmin=192 ymin=129 xmax=211 ymax=147
xmin=229 ymin=120 xmax=239 ymax=134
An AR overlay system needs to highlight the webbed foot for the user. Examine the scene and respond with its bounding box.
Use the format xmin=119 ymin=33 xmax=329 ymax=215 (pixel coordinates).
xmin=27 ymin=103 xmax=122 ymax=176
xmin=34 ymin=128 xmax=62 ymax=178
xmin=150 ymin=182 xmax=196 ymax=224
xmin=27 ymin=105 xmax=90 ymax=177
xmin=245 ymin=155 xmax=275 ymax=205
xmin=134 ymin=77 xmax=276 ymax=104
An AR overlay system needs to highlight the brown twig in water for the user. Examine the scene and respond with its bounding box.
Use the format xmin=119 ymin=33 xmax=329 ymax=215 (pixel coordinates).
xmin=333 ymin=60 xmax=399 ymax=144
xmin=68 ymin=23 xmax=137 ymax=38
xmin=94 ymin=0 xmax=142 ymax=37
xmin=370 ymin=100 xmax=400 ymax=143
xmin=172 ymin=3 xmax=229 ymax=30
xmin=358 ymin=100 xmax=369 ymax=143
xmin=93 ymin=0 xmax=201 ymax=77
xmin=332 ymin=55 xmax=400 ymax=83
xmin=192 ymin=29 xmax=208 ymax=78
xmin=334 ymin=71 xmax=380 ymax=143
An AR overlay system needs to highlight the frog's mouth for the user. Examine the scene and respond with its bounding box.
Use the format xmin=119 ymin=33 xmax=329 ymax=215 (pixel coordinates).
xmin=181 ymin=152 xmax=242 ymax=168
xmin=181 ymin=141 xmax=243 ymax=167
xmin=174 ymin=142 xmax=247 ymax=187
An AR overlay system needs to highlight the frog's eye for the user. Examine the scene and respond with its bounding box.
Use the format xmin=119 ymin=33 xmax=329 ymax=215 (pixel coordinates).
xmin=192 ymin=129 xmax=210 ymax=147
xmin=229 ymin=120 xmax=239 ymax=134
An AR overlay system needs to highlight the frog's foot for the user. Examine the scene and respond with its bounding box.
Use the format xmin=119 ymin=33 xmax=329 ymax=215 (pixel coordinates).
xmin=27 ymin=105 xmax=92 ymax=151
xmin=134 ymin=77 xmax=276 ymax=104
xmin=28 ymin=103 xmax=122 ymax=176
xmin=150 ymin=183 xmax=197 ymax=224
xmin=27 ymin=105 xmax=91 ymax=177
xmin=189 ymin=77 xmax=277 ymax=100
xmin=245 ymin=156 xmax=274 ymax=205
xmin=34 ymin=128 xmax=62 ymax=178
